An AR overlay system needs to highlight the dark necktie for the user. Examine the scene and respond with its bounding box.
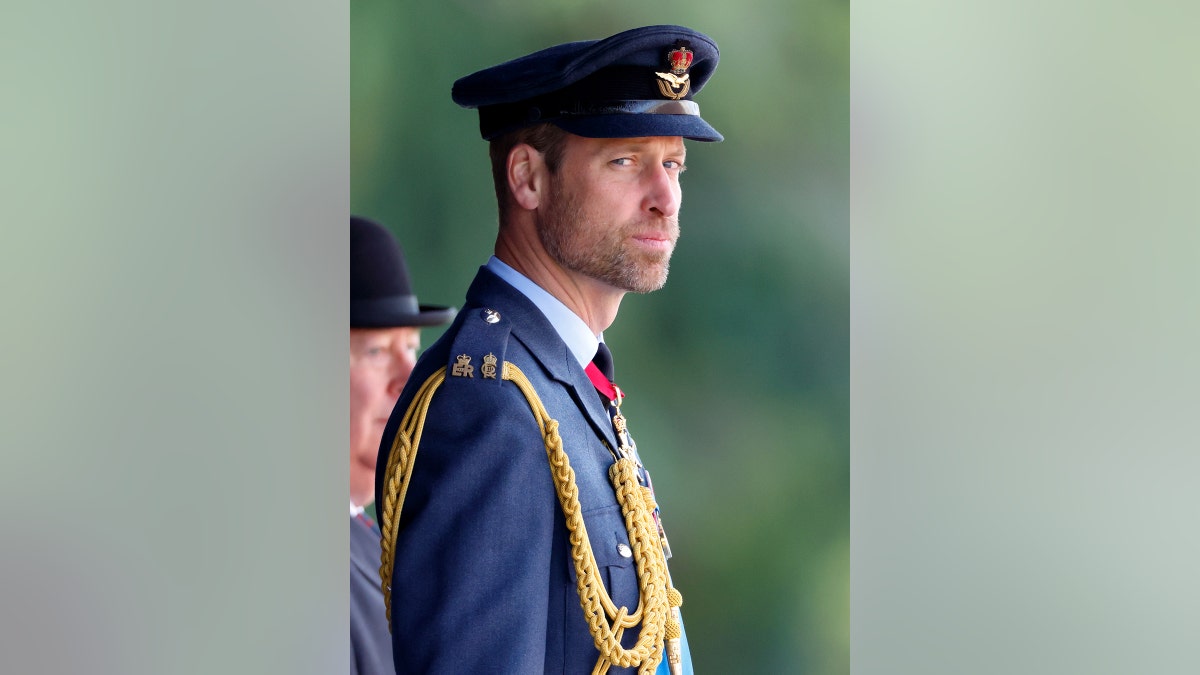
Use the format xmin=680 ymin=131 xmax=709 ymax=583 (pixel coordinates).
xmin=593 ymin=341 xmax=615 ymax=380
xmin=586 ymin=342 xmax=620 ymax=405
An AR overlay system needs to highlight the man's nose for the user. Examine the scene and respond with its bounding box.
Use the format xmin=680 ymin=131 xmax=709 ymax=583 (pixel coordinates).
xmin=387 ymin=351 xmax=417 ymax=397
xmin=642 ymin=165 xmax=681 ymax=218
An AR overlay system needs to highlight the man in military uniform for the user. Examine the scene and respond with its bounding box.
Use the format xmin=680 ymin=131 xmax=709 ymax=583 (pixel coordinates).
xmin=350 ymin=215 xmax=455 ymax=675
xmin=374 ymin=25 xmax=722 ymax=674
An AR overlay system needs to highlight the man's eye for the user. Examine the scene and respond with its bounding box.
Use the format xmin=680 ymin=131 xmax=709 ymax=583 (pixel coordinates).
xmin=664 ymin=160 xmax=686 ymax=172
xmin=610 ymin=157 xmax=633 ymax=166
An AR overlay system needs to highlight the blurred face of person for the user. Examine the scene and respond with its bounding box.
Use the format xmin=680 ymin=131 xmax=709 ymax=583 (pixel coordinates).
xmin=350 ymin=326 xmax=420 ymax=507
xmin=538 ymin=135 xmax=686 ymax=294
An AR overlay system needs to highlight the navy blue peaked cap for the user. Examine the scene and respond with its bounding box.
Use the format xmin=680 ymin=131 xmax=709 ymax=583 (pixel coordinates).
xmin=452 ymin=25 xmax=723 ymax=142
xmin=350 ymin=216 xmax=456 ymax=328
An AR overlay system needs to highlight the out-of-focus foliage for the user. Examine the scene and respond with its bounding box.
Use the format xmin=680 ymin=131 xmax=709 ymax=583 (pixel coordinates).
xmin=353 ymin=1 xmax=847 ymax=672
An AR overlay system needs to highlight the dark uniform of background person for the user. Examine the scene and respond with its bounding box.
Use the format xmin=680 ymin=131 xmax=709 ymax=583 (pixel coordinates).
xmin=349 ymin=216 xmax=454 ymax=675
xmin=374 ymin=25 xmax=723 ymax=674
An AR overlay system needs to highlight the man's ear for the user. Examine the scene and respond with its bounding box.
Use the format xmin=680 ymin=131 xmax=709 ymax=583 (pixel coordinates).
xmin=507 ymin=143 xmax=545 ymax=211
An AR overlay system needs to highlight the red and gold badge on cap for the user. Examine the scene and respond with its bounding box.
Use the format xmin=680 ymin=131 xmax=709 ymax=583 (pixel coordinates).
xmin=655 ymin=41 xmax=693 ymax=100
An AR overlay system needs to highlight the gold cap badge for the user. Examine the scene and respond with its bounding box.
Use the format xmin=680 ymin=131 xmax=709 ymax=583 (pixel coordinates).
xmin=655 ymin=42 xmax=693 ymax=100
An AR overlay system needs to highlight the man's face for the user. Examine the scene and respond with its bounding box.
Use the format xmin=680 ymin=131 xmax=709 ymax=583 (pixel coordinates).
xmin=538 ymin=135 xmax=686 ymax=294
xmin=349 ymin=326 xmax=420 ymax=507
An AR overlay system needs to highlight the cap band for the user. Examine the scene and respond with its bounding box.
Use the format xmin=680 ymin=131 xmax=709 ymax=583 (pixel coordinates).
xmin=561 ymin=99 xmax=700 ymax=116
xmin=351 ymin=295 xmax=419 ymax=318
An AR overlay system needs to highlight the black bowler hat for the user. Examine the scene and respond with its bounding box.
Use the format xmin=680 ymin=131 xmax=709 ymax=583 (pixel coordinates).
xmin=351 ymin=216 xmax=456 ymax=328
xmin=452 ymin=25 xmax=723 ymax=142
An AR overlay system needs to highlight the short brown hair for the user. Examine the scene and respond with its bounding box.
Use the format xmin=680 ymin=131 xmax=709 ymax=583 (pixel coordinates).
xmin=487 ymin=123 xmax=570 ymax=216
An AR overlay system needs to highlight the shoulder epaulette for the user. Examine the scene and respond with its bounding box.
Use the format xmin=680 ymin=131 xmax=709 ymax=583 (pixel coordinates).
xmin=444 ymin=306 xmax=511 ymax=387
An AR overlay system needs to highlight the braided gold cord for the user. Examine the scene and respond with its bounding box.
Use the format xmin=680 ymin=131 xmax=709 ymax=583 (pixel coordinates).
xmin=376 ymin=360 xmax=680 ymax=673
xmin=378 ymin=366 xmax=447 ymax=627
xmin=504 ymin=362 xmax=670 ymax=673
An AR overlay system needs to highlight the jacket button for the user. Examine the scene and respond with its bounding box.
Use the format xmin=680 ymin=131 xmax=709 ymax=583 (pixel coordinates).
xmin=616 ymin=543 xmax=632 ymax=558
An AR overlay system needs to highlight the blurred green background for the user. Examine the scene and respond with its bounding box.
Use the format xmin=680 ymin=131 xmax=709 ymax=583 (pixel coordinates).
xmin=352 ymin=2 xmax=848 ymax=672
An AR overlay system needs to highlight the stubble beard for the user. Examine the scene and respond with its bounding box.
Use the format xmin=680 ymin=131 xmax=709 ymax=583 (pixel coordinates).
xmin=538 ymin=181 xmax=679 ymax=294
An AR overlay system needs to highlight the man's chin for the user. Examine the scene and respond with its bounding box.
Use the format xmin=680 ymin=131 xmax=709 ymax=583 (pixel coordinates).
xmin=625 ymin=264 xmax=671 ymax=293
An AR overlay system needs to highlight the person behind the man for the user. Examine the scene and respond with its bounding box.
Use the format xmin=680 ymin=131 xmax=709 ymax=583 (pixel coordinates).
xmin=349 ymin=215 xmax=454 ymax=675
xmin=374 ymin=25 xmax=722 ymax=674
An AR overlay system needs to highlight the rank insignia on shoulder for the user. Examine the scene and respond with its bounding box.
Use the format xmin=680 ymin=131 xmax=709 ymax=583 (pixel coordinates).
xmin=452 ymin=354 xmax=475 ymax=378
xmin=482 ymin=308 xmax=501 ymax=324
xmin=481 ymin=353 xmax=498 ymax=379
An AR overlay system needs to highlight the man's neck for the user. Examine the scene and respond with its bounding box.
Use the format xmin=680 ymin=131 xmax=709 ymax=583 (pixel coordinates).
xmin=495 ymin=236 xmax=624 ymax=336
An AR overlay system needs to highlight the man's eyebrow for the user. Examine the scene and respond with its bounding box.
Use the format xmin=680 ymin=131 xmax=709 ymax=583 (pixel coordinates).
xmin=603 ymin=139 xmax=687 ymax=157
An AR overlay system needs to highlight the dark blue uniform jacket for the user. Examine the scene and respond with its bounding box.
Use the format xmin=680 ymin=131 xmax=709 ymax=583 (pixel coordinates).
xmin=375 ymin=267 xmax=647 ymax=674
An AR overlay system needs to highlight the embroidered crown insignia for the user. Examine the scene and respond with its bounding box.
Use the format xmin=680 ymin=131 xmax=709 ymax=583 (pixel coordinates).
xmin=655 ymin=41 xmax=693 ymax=100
